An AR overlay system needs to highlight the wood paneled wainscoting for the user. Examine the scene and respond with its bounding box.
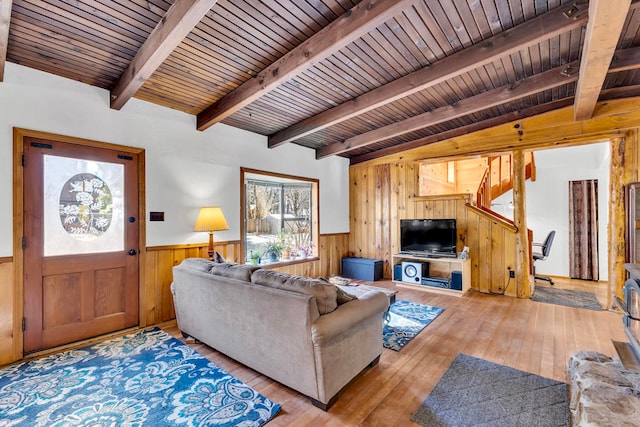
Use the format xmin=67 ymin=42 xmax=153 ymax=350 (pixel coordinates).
xmin=0 ymin=234 xmax=349 ymax=365
xmin=144 ymin=241 xmax=242 ymax=325
xmin=144 ymin=233 xmax=350 ymax=326
xmin=0 ymin=257 xmax=14 ymax=365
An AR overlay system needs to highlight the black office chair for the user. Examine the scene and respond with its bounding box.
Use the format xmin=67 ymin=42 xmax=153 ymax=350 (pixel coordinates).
xmin=532 ymin=230 xmax=555 ymax=285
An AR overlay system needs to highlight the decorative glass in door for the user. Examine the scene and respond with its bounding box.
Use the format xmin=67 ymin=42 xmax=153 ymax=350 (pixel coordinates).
xmin=43 ymin=155 xmax=124 ymax=256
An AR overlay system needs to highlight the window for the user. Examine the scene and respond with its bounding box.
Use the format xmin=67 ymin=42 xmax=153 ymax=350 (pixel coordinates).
xmin=241 ymin=168 xmax=319 ymax=264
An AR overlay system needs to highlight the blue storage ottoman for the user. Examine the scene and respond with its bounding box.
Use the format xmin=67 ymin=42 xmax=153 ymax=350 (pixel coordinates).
xmin=341 ymin=257 xmax=383 ymax=281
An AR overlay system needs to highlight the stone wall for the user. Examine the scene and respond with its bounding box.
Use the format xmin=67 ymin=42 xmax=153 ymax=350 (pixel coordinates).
xmin=568 ymin=351 xmax=640 ymax=426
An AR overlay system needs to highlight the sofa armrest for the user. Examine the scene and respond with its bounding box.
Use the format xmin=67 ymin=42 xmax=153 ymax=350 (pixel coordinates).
xmin=311 ymin=291 xmax=389 ymax=346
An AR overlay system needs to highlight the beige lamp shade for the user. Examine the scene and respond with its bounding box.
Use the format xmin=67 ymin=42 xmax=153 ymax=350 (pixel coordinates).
xmin=194 ymin=207 xmax=229 ymax=232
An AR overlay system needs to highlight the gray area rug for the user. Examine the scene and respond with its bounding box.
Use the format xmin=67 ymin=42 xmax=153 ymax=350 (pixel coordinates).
xmin=532 ymin=286 xmax=602 ymax=311
xmin=412 ymin=353 xmax=569 ymax=427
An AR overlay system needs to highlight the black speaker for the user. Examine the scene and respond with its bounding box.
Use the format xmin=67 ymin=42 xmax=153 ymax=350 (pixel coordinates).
xmin=393 ymin=264 xmax=402 ymax=281
xmin=451 ymin=270 xmax=463 ymax=290
xmin=401 ymin=261 xmax=429 ymax=284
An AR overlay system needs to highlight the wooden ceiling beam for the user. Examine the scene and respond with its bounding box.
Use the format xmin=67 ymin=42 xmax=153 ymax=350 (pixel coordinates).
xmin=609 ymin=46 xmax=640 ymax=72
xmin=317 ymin=61 xmax=580 ymax=159
xmin=573 ymin=0 xmax=631 ymax=121
xmin=320 ymin=44 xmax=640 ymax=159
xmin=196 ymin=0 xmax=417 ymax=131
xmin=268 ymin=1 xmax=588 ymax=148
xmin=0 ymin=0 xmax=12 ymax=82
xmin=353 ymin=97 xmax=640 ymax=166
xmin=600 ymin=84 xmax=640 ymax=100
xmin=349 ymin=99 xmax=575 ymax=165
xmin=110 ymin=0 xmax=218 ymax=110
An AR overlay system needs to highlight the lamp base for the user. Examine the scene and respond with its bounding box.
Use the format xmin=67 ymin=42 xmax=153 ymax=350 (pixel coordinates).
xmin=207 ymin=231 xmax=214 ymax=260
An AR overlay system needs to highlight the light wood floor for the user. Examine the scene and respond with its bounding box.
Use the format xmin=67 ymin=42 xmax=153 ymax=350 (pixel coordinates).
xmin=162 ymin=280 xmax=627 ymax=426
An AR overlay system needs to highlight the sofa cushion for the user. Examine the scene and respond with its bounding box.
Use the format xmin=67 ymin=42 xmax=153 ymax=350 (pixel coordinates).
xmin=251 ymin=270 xmax=338 ymax=314
xmin=210 ymin=263 xmax=260 ymax=282
xmin=179 ymin=258 xmax=216 ymax=273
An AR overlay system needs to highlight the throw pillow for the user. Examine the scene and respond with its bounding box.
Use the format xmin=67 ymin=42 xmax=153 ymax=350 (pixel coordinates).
xmin=319 ymin=277 xmax=357 ymax=305
xmin=335 ymin=286 xmax=358 ymax=305
xmin=209 ymin=263 xmax=260 ymax=282
xmin=180 ymin=258 xmax=215 ymax=273
xmin=251 ymin=270 xmax=339 ymax=315
xmin=213 ymin=251 xmax=227 ymax=263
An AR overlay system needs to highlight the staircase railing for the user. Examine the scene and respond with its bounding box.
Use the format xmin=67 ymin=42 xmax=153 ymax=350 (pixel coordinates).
xmin=476 ymin=168 xmax=491 ymax=209
xmin=476 ymin=152 xmax=535 ymax=209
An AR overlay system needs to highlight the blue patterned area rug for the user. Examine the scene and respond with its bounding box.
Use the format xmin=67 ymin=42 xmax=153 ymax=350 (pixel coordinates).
xmin=412 ymin=354 xmax=569 ymax=426
xmin=0 ymin=328 xmax=281 ymax=426
xmin=383 ymin=300 xmax=444 ymax=351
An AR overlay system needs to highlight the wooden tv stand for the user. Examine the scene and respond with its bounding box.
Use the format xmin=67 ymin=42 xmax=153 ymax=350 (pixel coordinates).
xmin=392 ymin=253 xmax=471 ymax=297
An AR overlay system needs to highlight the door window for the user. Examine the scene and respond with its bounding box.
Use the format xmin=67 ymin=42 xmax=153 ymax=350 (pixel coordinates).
xmin=43 ymin=155 xmax=124 ymax=256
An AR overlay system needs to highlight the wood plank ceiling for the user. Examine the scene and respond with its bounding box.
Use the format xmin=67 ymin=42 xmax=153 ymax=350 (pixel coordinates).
xmin=3 ymin=0 xmax=640 ymax=163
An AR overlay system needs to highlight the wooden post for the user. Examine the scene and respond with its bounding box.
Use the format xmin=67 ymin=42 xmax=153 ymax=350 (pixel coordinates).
xmin=513 ymin=150 xmax=532 ymax=298
xmin=609 ymin=136 xmax=634 ymax=309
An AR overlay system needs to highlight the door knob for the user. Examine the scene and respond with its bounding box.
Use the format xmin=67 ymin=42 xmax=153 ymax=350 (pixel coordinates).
xmin=128 ymin=249 xmax=137 ymax=256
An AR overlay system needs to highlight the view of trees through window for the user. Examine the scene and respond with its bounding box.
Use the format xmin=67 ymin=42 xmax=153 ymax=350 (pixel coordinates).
xmin=244 ymin=174 xmax=315 ymax=264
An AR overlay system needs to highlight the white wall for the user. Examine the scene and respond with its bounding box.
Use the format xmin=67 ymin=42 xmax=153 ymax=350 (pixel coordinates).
xmin=492 ymin=143 xmax=610 ymax=280
xmin=0 ymin=63 xmax=350 ymax=256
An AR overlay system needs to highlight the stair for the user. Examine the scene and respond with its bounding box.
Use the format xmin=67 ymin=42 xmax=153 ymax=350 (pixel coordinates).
xmin=476 ymin=153 xmax=535 ymax=209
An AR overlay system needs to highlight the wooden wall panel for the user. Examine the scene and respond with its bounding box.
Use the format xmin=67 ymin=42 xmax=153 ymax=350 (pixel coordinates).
xmin=477 ymin=215 xmax=491 ymax=293
xmin=349 ymin=161 xmax=520 ymax=296
xmin=0 ymin=234 xmax=347 ymax=365
xmin=467 ymin=212 xmax=481 ymax=291
xmin=349 ymin=166 xmax=365 ymax=258
xmin=406 ymin=162 xmax=418 ymax=218
xmin=491 ymin=224 xmax=507 ymax=294
xmin=419 ymin=162 xmax=454 ymax=195
xmin=420 ymin=199 xmax=517 ymax=296
xmin=411 ymin=196 xmax=470 ymax=253
xmin=350 ymin=164 xmax=394 ymax=277
xmin=349 ymin=163 xmax=394 ymax=273
xmin=0 ymin=260 xmax=14 ymax=365
xmin=143 ymin=234 xmax=349 ymax=326
xmin=389 ymin=162 xmax=407 ymax=258
xmin=144 ymin=241 xmax=238 ymax=326
xmin=321 ymin=233 xmax=352 ymax=277
xmin=418 ymin=158 xmax=488 ymax=200
xmin=470 ymin=210 xmax=512 ymax=293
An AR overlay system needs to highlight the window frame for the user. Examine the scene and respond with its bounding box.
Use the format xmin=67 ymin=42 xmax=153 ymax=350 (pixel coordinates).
xmin=240 ymin=167 xmax=319 ymax=265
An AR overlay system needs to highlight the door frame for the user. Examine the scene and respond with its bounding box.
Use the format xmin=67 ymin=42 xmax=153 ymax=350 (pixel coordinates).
xmin=12 ymin=128 xmax=147 ymax=361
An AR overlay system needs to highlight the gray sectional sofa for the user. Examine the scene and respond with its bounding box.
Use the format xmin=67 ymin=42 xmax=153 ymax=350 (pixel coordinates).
xmin=170 ymin=258 xmax=390 ymax=410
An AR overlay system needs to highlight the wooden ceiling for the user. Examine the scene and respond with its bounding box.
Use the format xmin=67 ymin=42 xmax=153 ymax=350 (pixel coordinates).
xmin=2 ymin=0 xmax=640 ymax=163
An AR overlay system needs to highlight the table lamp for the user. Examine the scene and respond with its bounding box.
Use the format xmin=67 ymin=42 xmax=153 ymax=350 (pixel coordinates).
xmin=194 ymin=206 xmax=229 ymax=260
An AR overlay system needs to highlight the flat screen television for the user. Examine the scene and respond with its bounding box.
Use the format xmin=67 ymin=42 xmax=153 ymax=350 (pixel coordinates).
xmin=400 ymin=219 xmax=457 ymax=257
